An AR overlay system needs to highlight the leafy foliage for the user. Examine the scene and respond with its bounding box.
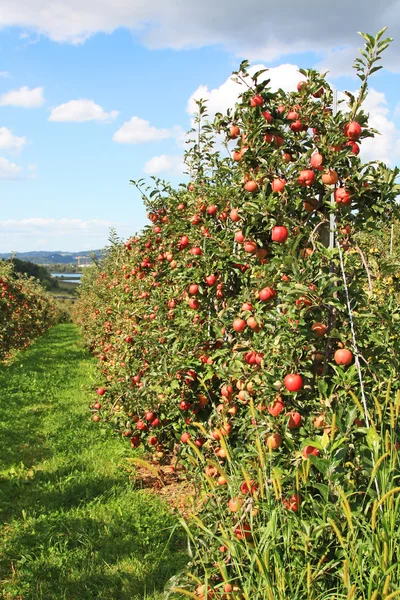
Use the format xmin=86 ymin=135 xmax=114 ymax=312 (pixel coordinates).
xmin=0 ymin=261 xmax=66 ymax=360
xmin=75 ymin=30 xmax=400 ymax=598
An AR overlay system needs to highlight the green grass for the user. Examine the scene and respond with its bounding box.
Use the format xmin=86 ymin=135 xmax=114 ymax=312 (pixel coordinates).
xmin=0 ymin=324 xmax=187 ymax=600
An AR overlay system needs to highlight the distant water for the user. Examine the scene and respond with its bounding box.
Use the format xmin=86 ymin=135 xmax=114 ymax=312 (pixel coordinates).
xmin=51 ymin=273 xmax=82 ymax=284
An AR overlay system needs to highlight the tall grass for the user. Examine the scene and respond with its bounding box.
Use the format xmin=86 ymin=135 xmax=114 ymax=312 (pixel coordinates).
xmin=168 ymin=386 xmax=400 ymax=599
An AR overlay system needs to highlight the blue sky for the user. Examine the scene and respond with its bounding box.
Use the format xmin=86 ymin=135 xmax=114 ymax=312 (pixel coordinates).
xmin=0 ymin=1 xmax=399 ymax=252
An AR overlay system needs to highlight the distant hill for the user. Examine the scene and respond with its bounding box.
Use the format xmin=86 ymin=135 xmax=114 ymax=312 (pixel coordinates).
xmin=0 ymin=250 xmax=103 ymax=265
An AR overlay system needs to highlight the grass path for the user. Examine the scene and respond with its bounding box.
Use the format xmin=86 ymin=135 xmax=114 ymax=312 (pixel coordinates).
xmin=0 ymin=324 xmax=186 ymax=600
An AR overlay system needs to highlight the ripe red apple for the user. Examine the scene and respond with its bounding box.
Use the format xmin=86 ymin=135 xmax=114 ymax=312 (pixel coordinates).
xmin=230 ymin=208 xmax=241 ymax=222
xmin=246 ymin=316 xmax=260 ymax=331
xmin=310 ymin=152 xmax=324 ymax=170
xmin=205 ymin=275 xmax=217 ymax=286
xmin=188 ymin=298 xmax=199 ymax=310
xmin=312 ymin=322 xmax=327 ymax=337
xmin=267 ymin=398 xmax=285 ymax=416
xmin=259 ymin=287 xmax=276 ymax=302
xmin=234 ymin=230 xmax=245 ymax=243
xmin=302 ymin=445 xmax=320 ymax=458
xmin=234 ymin=521 xmax=252 ymax=540
xmin=179 ymin=235 xmax=189 ymax=248
xmin=284 ymin=374 xmax=303 ymax=393
xmin=233 ymin=318 xmax=246 ymax=332
xmin=181 ymin=432 xmax=191 ymax=443
xmin=283 ymin=493 xmax=301 ymax=511
xmin=297 ymin=170 xmax=315 ymax=187
xmin=228 ymin=497 xmax=242 ymax=512
xmin=241 ymin=302 xmax=253 ymax=312
xmin=287 ymin=411 xmax=302 ymax=429
xmin=334 ymin=187 xmax=352 ymax=206
xmin=250 ymin=94 xmax=263 ymax=107
xmin=93 ymin=414 xmax=101 ymax=422
xmin=321 ymin=169 xmax=339 ymax=185
xmin=271 ymin=226 xmax=288 ymax=244
xmin=297 ymin=80 xmax=308 ymax=91
xmin=290 ymin=119 xmax=305 ymax=132
xmin=240 ymin=479 xmax=258 ymax=495
xmin=244 ymin=240 xmax=258 ymax=254
xmin=130 ymin=435 xmax=141 ymax=448
xmin=282 ymin=152 xmax=293 ymax=163
xmin=344 ymin=121 xmax=362 ymax=140
xmin=244 ymin=180 xmax=259 ymax=193
xmin=189 ymin=283 xmax=199 ymax=295
xmin=271 ymin=178 xmax=286 ymax=193
xmin=207 ymin=204 xmax=217 ymax=215
xmin=256 ymin=248 xmax=267 ymax=260
xmin=262 ymin=110 xmax=272 ymax=123
xmin=266 ymin=432 xmax=283 ymax=450
xmin=229 ymin=125 xmax=240 ymax=139
xmin=190 ymin=246 xmax=202 ymax=255
xmin=96 ymin=387 xmax=106 ymax=396
xmin=345 ymin=140 xmax=360 ymax=155
xmin=144 ymin=411 xmax=155 ymax=421
xmin=334 ymin=348 xmax=353 ymax=365
xmin=179 ymin=400 xmax=192 ymax=410
xmin=313 ymin=87 xmax=324 ymax=98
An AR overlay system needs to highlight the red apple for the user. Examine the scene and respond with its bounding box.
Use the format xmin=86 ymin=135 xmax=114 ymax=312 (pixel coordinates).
xmin=259 ymin=287 xmax=276 ymax=302
xmin=334 ymin=348 xmax=353 ymax=366
xmin=302 ymin=445 xmax=320 ymax=458
xmin=267 ymin=398 xmax=285 ymax=416
xmin=344 ymin=121 xmax=362 ymax=140
xmin=287 ymin=411 xmax=302 ymax=429
xmin=244 ymin=180 xmax=259 ymax=193
xmin=271 ymin=178 xmax=286 ymax=193
xmin=229 ymin=125 xmax=240 ymax=139
xmin=205 ymin=275 xmax=217 ymax=286
xmin=271 ymin=226 xmax=288 ymax=244
xmin=310 ymin=152 xmax=324 ymax=170
xmin=334 ymin=187 xmax=352 ymax=206
xmin=250 ymin=94 xmax=263 ymax=107
xmin=284 ymin=374 xmax=303 ymax=393
xmin=233 ymin=318 xmax=246 ymax=332
xmin=297 ymin=170 xmax=315 ymax=187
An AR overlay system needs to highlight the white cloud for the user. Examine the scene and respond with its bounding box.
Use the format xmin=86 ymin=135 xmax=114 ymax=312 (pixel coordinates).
xmin=143 ymin=154 xmax=185 ymax=176
xmin=0 ymin=1 xmax=398 ymax=71
xmin=113 ymin=116 xmax=172 ymax=144
xmin=357 ymin=88 xmax=400 ymax=165
xmin=0 ymin=127 xmax=27 ymax=153
xmin=49 ymin=99 xmax=119 ymax=122
xmin=187 ymin=63 xmax=302 ymax=117
xmin=0 ymin=156 xmax=23 ymax=179
xmin=0 ymin=71 xmax=9 ymax=78
xmin=0 ymin=86 xmax=44 ymax=108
